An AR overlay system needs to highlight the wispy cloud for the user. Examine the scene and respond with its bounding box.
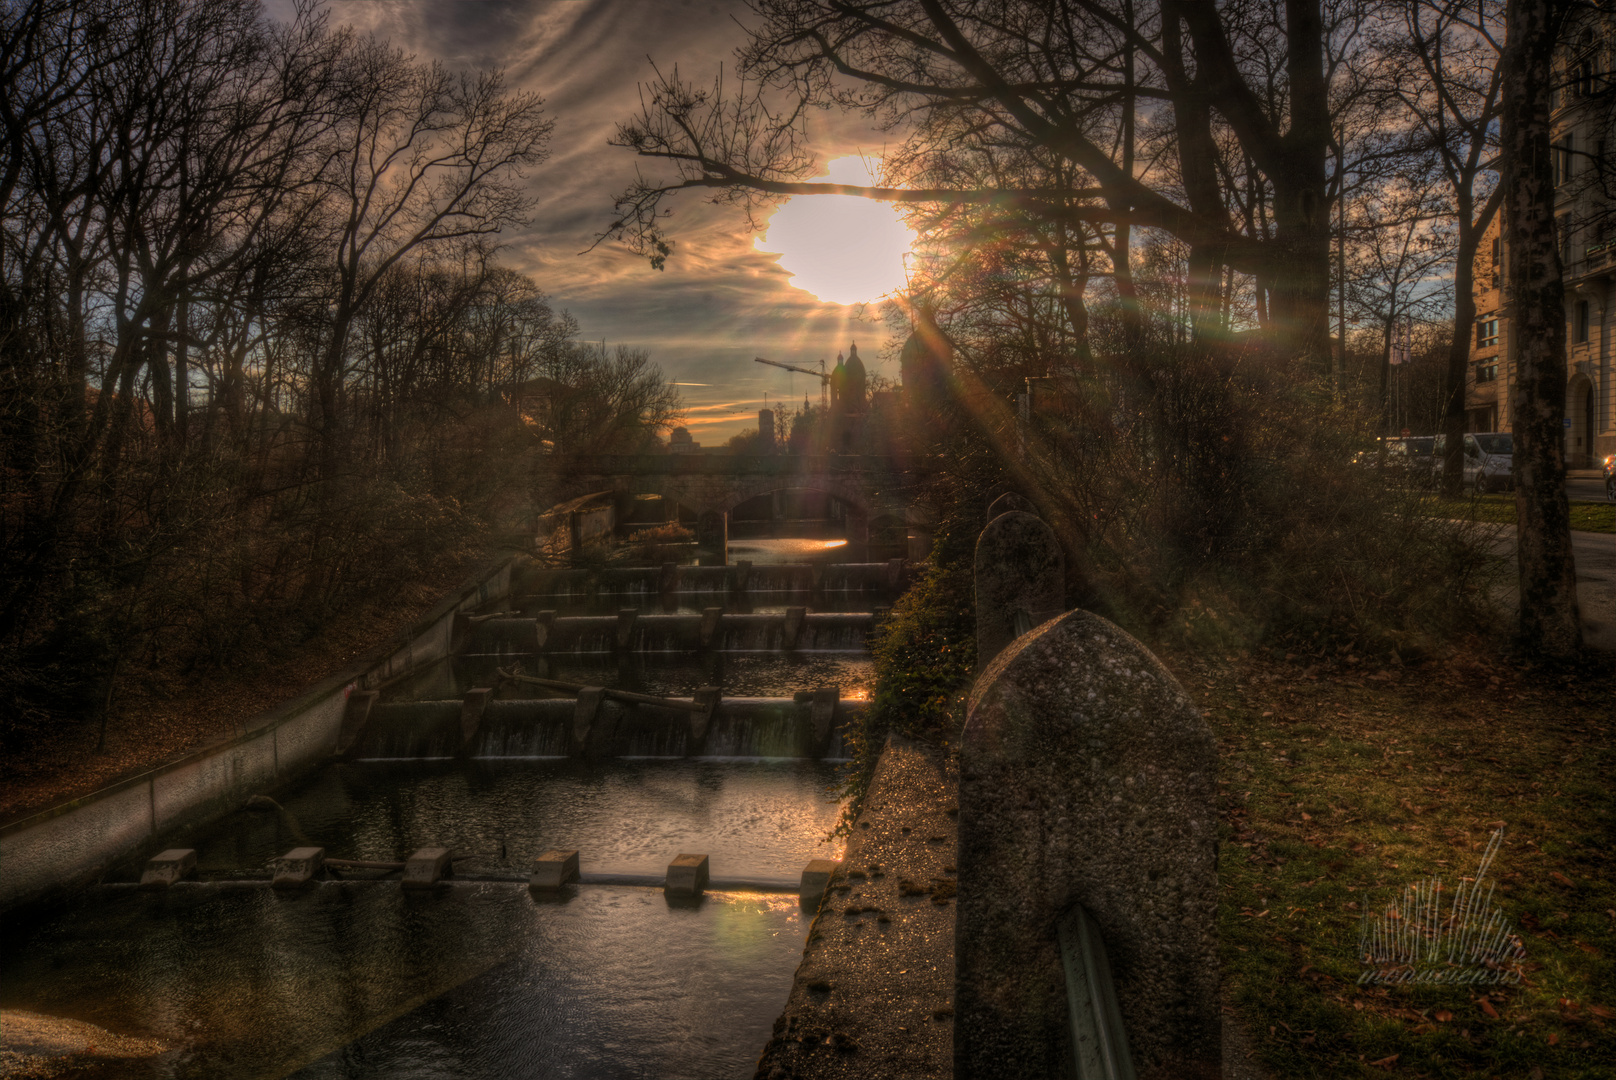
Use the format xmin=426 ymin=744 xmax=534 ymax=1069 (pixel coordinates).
xmin=287 ymin=0 xmax=903 ymax=443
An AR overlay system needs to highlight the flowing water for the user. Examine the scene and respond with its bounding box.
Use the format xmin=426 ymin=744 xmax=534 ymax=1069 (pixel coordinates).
xmin=4 ymin=541 xmax=890 ymax=1077
xmin=1 ymin=760 xmax=845 ymax=1079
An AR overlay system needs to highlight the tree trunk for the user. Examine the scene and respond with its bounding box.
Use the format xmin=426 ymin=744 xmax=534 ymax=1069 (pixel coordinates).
xmin=1500 ymin=0 xmax=1581 ymax=658
xmin=1441 ymin=207 xmax=1481 ymax=497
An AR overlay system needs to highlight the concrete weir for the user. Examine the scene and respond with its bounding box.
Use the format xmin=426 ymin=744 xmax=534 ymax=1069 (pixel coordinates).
xmin=468 ymin=611 xmax=876 ymax=655
xmin=0 ymin=557 xmax=519 ymax=913
xmin=346 ymin=693 xmax=866 ymax=761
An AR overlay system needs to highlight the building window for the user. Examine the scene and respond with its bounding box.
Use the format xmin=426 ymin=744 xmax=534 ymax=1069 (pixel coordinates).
xmin=1476 ymin=363 xmax=1499 ymax=383
xmin=1555 ymin=134 xmax=1575 ymax=187
xmin=1576 ymin=58 xmax=1596 ymax=97
xmin=1477 ymin=317 xmax=1499 ymax=349
xmin=1575 ymin=299 xmax=1590 ymax=343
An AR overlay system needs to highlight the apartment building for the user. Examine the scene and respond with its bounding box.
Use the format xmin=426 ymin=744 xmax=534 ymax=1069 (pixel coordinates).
xmin=1468 ymin=14 xmax=1614 ymax=466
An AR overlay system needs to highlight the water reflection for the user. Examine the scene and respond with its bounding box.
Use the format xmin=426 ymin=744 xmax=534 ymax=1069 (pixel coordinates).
xmin=2 ymin=762 xmax=845 ymax=1079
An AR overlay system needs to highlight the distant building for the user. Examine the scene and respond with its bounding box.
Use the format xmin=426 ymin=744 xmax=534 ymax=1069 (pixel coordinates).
xmin=1468 ymin=9 xmax=1613 ymax=465
xmin=758 ymin=408 xmax=776 ymax=452
xmin=668 ymin=427 xmax=699 ymax=454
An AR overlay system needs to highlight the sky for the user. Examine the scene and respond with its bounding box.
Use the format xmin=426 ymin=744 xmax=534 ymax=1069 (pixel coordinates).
xmin=303 ymin=0 xmax=916 ymax=443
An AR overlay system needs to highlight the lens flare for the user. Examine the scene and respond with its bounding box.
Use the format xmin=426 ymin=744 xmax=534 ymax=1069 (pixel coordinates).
xmin=755 ymin=157 xmax=915 ymax=305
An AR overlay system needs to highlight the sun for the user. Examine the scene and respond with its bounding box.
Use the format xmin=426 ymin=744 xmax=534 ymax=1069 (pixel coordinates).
xmin=754 ymin=157 xmax=915 ymax=305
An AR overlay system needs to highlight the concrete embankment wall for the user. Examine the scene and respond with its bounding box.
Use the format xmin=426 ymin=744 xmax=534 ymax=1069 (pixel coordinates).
xmin=0 ymin=558 xmax=517 ymax=913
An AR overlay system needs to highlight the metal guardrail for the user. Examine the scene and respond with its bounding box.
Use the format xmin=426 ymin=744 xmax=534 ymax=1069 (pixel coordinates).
xmin=1057 ymin=904 xmax=1137 ymax=1080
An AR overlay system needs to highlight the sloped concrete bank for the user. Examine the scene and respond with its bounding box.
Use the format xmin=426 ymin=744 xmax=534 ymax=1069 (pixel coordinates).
xmin=0 ymin=557 xmax=518 ymax=913
xmin=755 ymin=734 xmax=960 ymax=1080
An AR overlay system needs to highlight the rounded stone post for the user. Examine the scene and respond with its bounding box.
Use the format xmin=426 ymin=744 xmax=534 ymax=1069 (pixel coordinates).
xmin=956 ymin=608 xmax=1220 ymax=1080
xmin=974 ymin=510 xmax=1063 ymax=673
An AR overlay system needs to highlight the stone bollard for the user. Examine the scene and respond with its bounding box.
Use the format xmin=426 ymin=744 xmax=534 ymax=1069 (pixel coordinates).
xmin=955 ymin=608 xmax=1219 ymax=1080
xmin=140 ymin=849 xmax=197 ymax=887
xmin=530 ymin=850 xmax=580 ymax=890
xmin=731 ymin=559 xmax=753 ymax=595
xmin=986 ymin=490 xmax=1035 ymax=520
xmin=665 ymin=854 xmax=710 ymax=897
xmin=659 ymin=562 xmax=680 ymax=596
xmin=974 ymin=510 xmax=1063 ymax=673
xmin=272 ymin=847 xmax=325 ymax=889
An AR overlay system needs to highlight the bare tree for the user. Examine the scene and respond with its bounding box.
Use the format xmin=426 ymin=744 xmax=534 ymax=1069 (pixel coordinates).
xmin=604 ymin=0 xmax=1383 ymax=368
xmin=1376 ymin=0 xmax=1505 ymax=494
xmin=308 ymin=36 xmax=552 ymax=475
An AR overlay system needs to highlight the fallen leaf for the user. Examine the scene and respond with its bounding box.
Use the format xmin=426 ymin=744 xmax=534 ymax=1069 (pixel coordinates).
xmin=1589 ymin=1004 xmax=1616 ymax=1019
xmin=1574 ymin=940 xmax=1601 ymax=955
xmin=1548 ymin=1032 xmax=1559 ymax=1045
xmin=1368 ymin=1053 xmax=1400 ymax=1068
xmin=1434 ymin=1010 xmax=1453 ymax=1022
xmin=1479 ymin=999 xmax=1499 ymax=1019
xmin=1550 ymin=871 xmax=1575 ymax=888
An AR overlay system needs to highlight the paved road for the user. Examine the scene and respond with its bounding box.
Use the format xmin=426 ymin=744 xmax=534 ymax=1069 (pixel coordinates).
xmin=1566 ymin=470 xmax=1609 ymax=502
xmin=1482 ymin=524 xmax=1615 ymax=651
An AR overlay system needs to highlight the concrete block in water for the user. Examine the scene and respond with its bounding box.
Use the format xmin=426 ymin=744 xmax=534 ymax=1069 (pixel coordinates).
xmin=571 ymin=688 xmax=607 ymax=756
xmin=956 ymin=608 xmax=1219 ymax=1080
xmin=665 ymin=854 xmax=710 ymax=896
xmin=730 ymin=559 xmax=752 ymax=594
xmin=530 ymin=849 xmax=580 ymax=890
xmin=659 ymin=562 xmax=679 ymax=595
xmin=689 ymin=687 xmax=721 ymax=751
xmin=799 ymin=858 xmax=838 ymax=906
xmin=782 ymin=606 xmax=807 ymax=650
xmin=459 ymin=688 xmax=492 ymax=755
xmin=140 ymin=848 xmax=197 ymax=887
xmin=809 ymin=688 xmax=839 ymax=754
xmin=615 ymin=608 xmax=639 ymax=649
xmin=403 ymin=847 xmax=453 ymax=889
xmin=699 ymin=607 xmax=723 ymax=649
xmin=272 ymin=847 xmax=325 ymax=888
xmin=974 ymin=510 xmax=1063 ymax=673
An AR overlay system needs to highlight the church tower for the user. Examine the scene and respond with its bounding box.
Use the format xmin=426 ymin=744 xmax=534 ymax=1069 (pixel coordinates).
xmin=843 ymin=342 xmax=867 ymax=412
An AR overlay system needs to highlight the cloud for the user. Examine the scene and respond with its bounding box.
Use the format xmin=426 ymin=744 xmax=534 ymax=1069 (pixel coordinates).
xmin=279 ymin=0 xmax=907 ymax=442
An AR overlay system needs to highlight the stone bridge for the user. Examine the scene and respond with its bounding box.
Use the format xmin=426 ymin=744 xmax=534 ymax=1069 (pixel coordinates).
xmin=537 ymin=453 xmax=936 ymax=549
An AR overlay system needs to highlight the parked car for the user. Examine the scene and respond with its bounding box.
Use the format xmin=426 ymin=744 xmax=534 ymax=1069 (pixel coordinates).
xmin=1431 ymin=432 xmax=1514 ymax=494
xmin=1355 ymin=436 xmax=1437 ymax=486
xmin=1604 ymin=453 xmax=1614 ymax=503
xmin=1392 ymin=436 xmax=1436 ymax=486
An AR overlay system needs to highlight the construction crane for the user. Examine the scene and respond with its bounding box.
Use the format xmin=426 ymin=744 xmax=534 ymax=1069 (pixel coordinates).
xmin=754 ymin=356 xmax=828 ymax=410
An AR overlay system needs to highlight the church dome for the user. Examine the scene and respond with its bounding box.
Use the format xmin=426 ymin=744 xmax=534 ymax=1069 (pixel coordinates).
xmin=843 ymin=342 xmax=867 ymax=411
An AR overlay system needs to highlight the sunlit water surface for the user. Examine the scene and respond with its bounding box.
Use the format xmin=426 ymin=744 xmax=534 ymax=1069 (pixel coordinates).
xmin=2 ymin=760 xmax=845 ymax=1079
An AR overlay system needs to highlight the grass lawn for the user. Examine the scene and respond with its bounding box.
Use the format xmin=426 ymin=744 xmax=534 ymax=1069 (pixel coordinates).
xmin=1169 ymin=648 xmax=1614 ymax=1079
xmin=1423 ymin=494 xmax=1615 ymax=534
